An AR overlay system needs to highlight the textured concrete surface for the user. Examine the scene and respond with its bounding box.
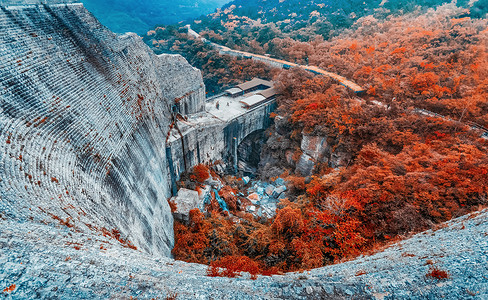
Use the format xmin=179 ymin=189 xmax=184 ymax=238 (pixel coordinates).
xmin=166 ymin=91 xmax=277 ymax=181
xmin=0 ymin=3 xmax=203 ymax=257
xmin=1 ymin=3 xmax=487 ymax=299
xmin=1 ymin=207 xmax=487 ymax=299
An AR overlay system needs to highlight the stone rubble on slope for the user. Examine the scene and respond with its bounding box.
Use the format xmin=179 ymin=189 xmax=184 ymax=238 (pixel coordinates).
xmin=244 ymin=179 xmax=287 ymax=218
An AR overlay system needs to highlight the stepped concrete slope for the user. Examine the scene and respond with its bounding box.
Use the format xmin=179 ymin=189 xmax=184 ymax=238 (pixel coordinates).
xmin=0 ymin=2 xmax=205 ymax=257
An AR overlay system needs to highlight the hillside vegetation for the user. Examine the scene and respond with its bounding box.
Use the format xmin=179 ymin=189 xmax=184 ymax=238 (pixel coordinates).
xmin=144 ymin=1 xmax=488 ymax=275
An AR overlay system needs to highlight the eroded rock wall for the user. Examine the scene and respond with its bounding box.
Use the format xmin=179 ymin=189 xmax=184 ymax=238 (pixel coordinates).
xmin=0 ymin=3 xmax=204 ymax=257
xmin=1 ymin=204 xmax=487 ymax=298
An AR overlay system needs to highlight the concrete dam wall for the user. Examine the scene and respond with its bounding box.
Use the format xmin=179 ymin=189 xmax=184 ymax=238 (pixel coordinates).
xmin=0 ymin=2 xmax=205 ymax=257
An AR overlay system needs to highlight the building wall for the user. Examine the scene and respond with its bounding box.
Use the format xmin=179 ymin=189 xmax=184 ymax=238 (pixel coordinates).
xmin=166 ymin=101 xmax=277 ymax=185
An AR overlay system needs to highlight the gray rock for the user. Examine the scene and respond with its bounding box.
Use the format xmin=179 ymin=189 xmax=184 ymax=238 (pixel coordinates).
xmin=296 ymin=153 xmax=315 ymax=176
xmin=306 ymin=286 xmax=313 ymax=294
xmin=265 ymin=185 xmax=275 ymax=196
xmin=0 ymin=2 xmax=207 ymax=258
xmin=171 ymin=188 xmax=201 ymax=221
xmin=205 ymin=178 xmax=224 ymax=191
xmin=329 ymin=151 xmax=350 ymax=168
xmin=257 ymin=207 xmax=263 ymax=217
xmin=247 ymin=205 xmax=256 ymax=212
xmin=242 ymin=176 xmax=250 ymax=185
xmin=272 ymin=186 xmax=287 ymax=198
xmin=1 ymin=3 xmax=488 ymax=300
xmin=199 ymin=185 xmax=212 ymax=204
xmin=301 ymin=135 xmax=327 ymax=160
xmin=247 ymin=192 xmax=260 ymax=204
xmin=274 ymin=177 xmax=285 ymax=186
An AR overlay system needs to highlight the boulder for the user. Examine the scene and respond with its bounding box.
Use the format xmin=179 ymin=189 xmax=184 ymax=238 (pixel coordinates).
xmin=301 ymin=135 xmax=327 ymax=160
xmin=285 ymin=150 xmax=295 ymax=165
xmin=247 ymin=192 xmax=260 ymax=204
xmin=171 ymin=188 xmax=201 ymax=222
xmin=256 ymin=207 xmax=262 ymax=217
xmin=205 ymin=177 xmax=223 ymax=191
xmin=198 ymin=185 xmax=212 ymax=205
xmin=272 ymin=186 xmax=287 ymax=198
xmin=296 ymin=153 xmax=315 ymax=176
xmin=328 ymin=145 xmax=351 ymax=168
xmin=261 ymin=203 xmax=278 ymax=218
xmin=265 ymin=185 xmax=275 ymax=196
xmin=241 ymin=176 xmax=250 ymax=185
xmin=274 ymin=177 xmax=286 ymax=186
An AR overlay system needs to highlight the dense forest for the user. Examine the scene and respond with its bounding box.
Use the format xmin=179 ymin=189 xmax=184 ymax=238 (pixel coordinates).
xmin=144 ymin=0 xmax=488 ymax=276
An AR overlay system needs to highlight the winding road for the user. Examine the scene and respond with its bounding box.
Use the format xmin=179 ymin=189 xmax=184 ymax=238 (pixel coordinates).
xmin=186 ymin=25 xmax=365 ymax=94
xmin=186 ymin=25 xmax=488 ymax=137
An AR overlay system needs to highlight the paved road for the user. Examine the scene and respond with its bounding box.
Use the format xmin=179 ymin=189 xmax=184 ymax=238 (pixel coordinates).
xmin=186 ymin=25 xmax=365 ymax=93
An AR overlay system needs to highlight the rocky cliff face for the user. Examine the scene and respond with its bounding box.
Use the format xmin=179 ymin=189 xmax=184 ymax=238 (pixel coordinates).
xmin=0 ymin=2 xmax=205 ymax=257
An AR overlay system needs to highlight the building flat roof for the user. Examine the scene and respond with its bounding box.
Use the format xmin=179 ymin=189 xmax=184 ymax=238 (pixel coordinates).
xmin=239 ymin=94 xmax=267 ymax=108
xmin=226 ymin=87 xmax=243 ymax=95
xmin=237 ymin=78 xmax=272 ymax=91
xmin=257 ymin=87 xmax=278 ymax=99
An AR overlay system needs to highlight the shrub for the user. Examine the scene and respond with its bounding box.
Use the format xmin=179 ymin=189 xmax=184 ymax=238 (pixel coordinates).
xmin=207 ymin=256 xmax=260 ymax=279
xmin=190 ymin=164 xmax=210 ymax=183
xmin=3 ymin=284 xmax=16 ymax=293
xmin=426 ymin=266 xmax=450 ymax=280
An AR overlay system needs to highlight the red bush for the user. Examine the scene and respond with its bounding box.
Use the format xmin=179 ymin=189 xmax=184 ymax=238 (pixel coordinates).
xmin=3 ymin=284 xmax=16 ymax=293
xmin=426 ymin=266 xmax=450 ymax=280
xmin=207 ymin=256 xmax=260 ymax=279
xmin=168 ymin=199 xmax=177 ymax=213
xmin=190 ymin=164 xmax=210 ymax=183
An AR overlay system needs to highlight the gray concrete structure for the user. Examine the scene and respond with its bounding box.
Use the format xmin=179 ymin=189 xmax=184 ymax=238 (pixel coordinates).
xmin=165 ymin=89 xmax=277 ymax=191
xmin=0 ymin=2 xmax=275 ymax=261
xmin=1 ymin=3 xmax=487 ymax=299
xmin=0 ymin=2 xmax=203 ymax=258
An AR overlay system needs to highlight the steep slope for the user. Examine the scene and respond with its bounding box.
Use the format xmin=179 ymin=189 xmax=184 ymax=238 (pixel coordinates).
xmin=1 ymin=205 xmax=487 ymax=298
xmin=0 ymin=2 xmax=205 ymax=257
